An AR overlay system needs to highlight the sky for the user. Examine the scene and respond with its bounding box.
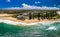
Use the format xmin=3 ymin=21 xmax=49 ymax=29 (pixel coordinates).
xmin=0 ymin=0 xmax=60 ymax=9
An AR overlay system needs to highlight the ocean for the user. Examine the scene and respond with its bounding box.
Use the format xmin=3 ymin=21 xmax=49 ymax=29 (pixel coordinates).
xmin=0 ymin=22 xmax=60 ymax=37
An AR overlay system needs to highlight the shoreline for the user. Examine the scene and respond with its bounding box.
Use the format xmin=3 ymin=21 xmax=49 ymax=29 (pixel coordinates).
xmin=0 ymin=14 xmax=60 ymax=26
xmin=0 ymin=19 xmax=59 ymax=26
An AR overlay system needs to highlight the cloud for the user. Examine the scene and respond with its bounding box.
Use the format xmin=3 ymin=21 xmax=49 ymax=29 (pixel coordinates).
xmin=2 ymin=3 xmax=60 ymax=10
xmin=3 ymin=7 xmax=22 ymax=10
xmin=22 ymin=3 xmax=60 ymax=10
xmin=6 ymin=0 xmax=11 ymax=2
xmin=22 ymin=3 xmax=37 ymax=9
xmin=35 ymin=1 xmax=41 ymax=4
xmin=58 ymin=5 xmax=60 ymax=7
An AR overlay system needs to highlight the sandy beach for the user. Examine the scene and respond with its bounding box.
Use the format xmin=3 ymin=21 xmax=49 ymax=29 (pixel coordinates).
xmin=0 ymin=14 xmax=56 ymax=24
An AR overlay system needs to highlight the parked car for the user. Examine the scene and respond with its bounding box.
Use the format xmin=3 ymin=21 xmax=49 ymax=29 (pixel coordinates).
xmin=17 ymin=15 xmax=25 ymax=20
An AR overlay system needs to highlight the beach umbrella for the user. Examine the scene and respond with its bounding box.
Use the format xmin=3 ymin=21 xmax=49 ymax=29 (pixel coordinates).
xmin=57 ymin=11 xmax=60 ymax=15
xmin=57 ymin=11 xmax=60 ymax=18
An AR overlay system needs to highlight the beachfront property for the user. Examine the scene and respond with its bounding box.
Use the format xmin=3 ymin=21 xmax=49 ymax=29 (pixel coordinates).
xmin=0 ymin=8 xmax=60 ymax=20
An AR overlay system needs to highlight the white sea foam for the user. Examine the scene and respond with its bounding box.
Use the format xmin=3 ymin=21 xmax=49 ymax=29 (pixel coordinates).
xmin=0 ymin=20 xmax=38 ymax=26
xmin=0 ymin=20 xmax=60 ymax=26
xmin=38 ymin=22 xmax=54 ymax=25
xmin=46 ymin=26 xmax=57 ymax=30
xmin=0 ymin=20 xmax=20 ymax=25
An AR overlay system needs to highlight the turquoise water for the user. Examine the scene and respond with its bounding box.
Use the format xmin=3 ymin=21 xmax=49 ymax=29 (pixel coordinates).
xmin=0 ymin=22 xmax=60 ymax=37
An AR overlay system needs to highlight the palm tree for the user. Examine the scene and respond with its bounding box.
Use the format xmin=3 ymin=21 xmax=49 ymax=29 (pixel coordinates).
xmin=29 ymin=12 xmax=32 ymax=20
xmin=46 ymin=12 xmax=50 ymax=19
xmin=40 ymin=11 xmax=44 ymax=20
xmin=37 ymin=12 xmax=40 ymax=20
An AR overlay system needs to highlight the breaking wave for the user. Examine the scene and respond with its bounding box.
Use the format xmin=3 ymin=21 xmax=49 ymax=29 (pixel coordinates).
xmin=0 ymin=20 xmax=60 ymax=37
xmin=0 ymin=20 xmax=59 ymax=26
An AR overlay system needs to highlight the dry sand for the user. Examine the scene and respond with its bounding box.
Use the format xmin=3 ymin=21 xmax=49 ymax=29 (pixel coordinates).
xmin=0 ymin=14 xmax=55 ymax=24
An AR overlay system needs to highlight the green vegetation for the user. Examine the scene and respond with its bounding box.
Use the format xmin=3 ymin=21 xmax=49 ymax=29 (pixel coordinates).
xmin=28 ymin=11 xmax=60 ymax=20
xmin=0 ymin=10 xmax=60 ymax=20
